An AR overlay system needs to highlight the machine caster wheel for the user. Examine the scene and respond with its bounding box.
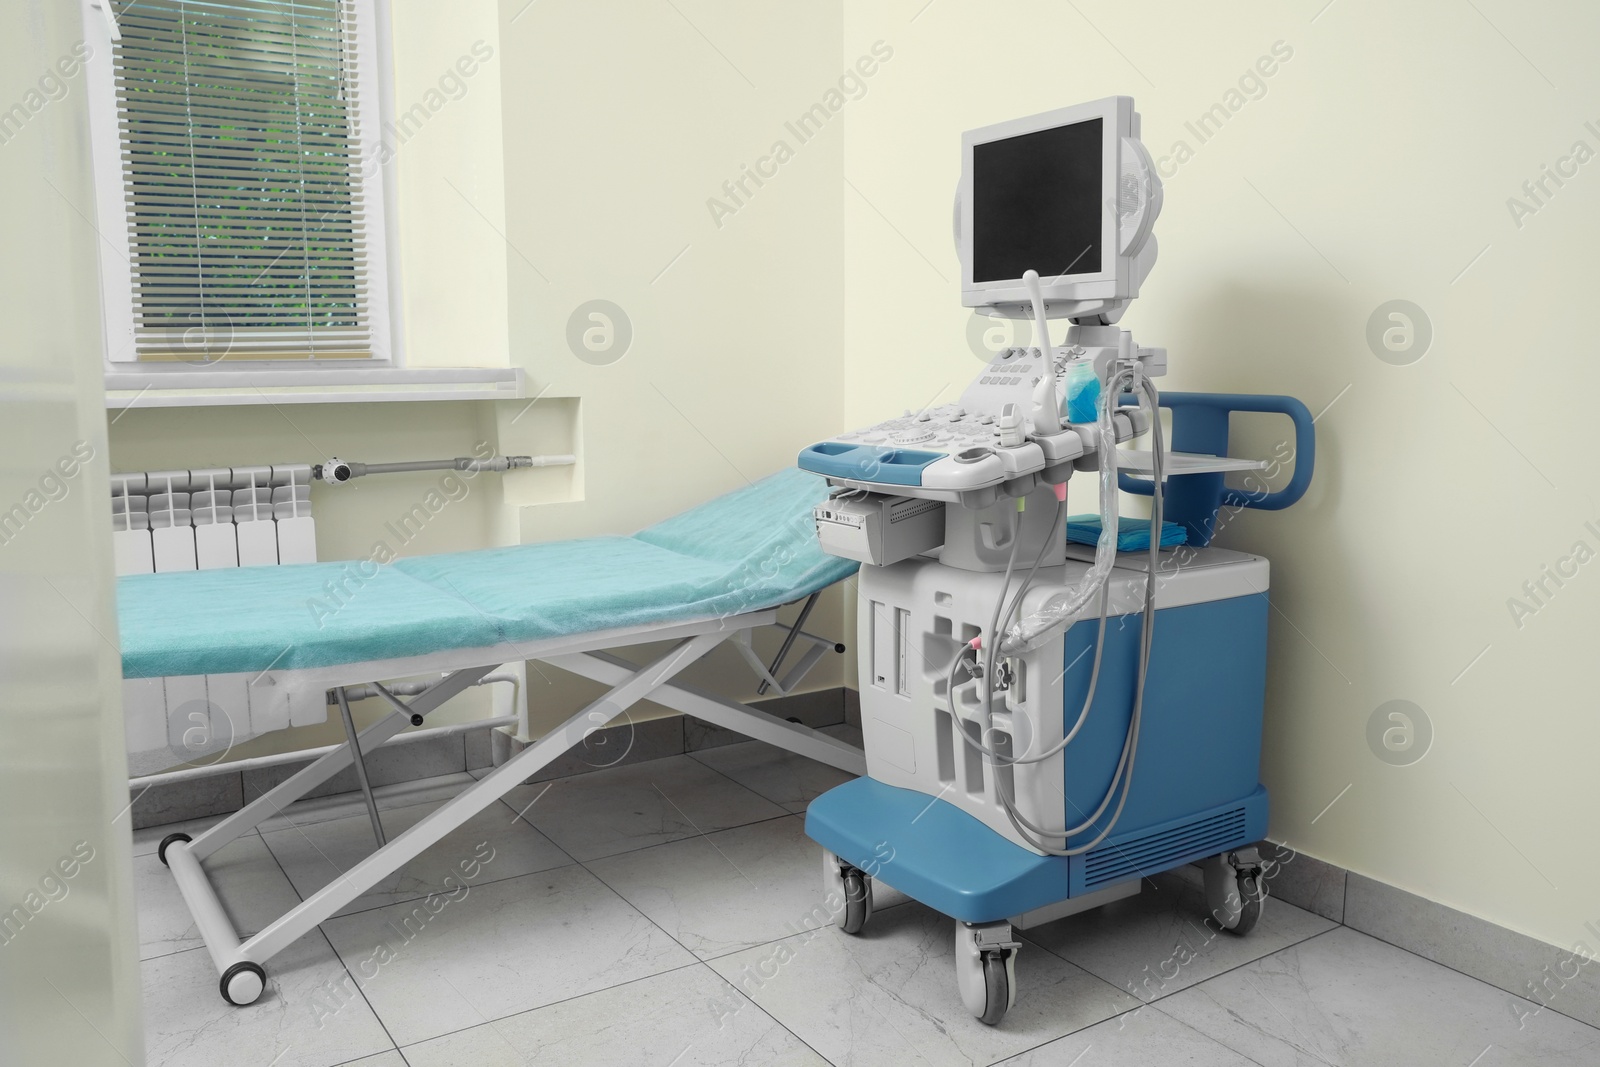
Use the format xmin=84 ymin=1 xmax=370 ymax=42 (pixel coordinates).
xmin=956 ymin=921 xmax=1018 ymax=1025
xmin=1231 ymin=872 xmax=1263 ymax=936
xmin=1203 ymin=850 xmax=1265 ymax=935
xmin=979 ymin=952 xmax=1011 ymax=1025
xmin=219 ymin=961 xmax=266 ymax=1006
xmin=822 ymin=851 xmax=873 ymax=935
xmin=841 ymin=869 xmax=872 ymax=934
xmin=157 ymin=833 xmax=192 ymax=866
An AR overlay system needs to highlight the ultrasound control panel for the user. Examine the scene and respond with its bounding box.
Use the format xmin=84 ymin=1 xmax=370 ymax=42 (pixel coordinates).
xmin=797 ymin=347 xmax=1116 ymax=499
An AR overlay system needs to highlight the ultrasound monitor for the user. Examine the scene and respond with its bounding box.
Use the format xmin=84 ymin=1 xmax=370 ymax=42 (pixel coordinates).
xmin=958 ymin=96 xmax=1161 ymax=324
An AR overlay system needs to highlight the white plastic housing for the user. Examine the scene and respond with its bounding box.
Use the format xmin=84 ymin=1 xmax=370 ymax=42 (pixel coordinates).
xmin=956 ymin=96 xmax=1163 ymax=323
xmin=855 ymin=546 xmax=1267 ymax=854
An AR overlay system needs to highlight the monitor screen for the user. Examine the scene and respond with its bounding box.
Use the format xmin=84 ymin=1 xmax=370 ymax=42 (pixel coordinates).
xmin=971 ymin=118 xmax=1103 ymax=284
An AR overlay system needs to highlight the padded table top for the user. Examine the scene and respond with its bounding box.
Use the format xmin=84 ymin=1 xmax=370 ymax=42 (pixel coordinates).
xmin=118 ymin=468 xmax=856 ymax=679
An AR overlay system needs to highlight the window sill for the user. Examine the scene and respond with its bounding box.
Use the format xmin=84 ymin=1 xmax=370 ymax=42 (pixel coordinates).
xmin=103 ymin=367 xmax=525 ymax=409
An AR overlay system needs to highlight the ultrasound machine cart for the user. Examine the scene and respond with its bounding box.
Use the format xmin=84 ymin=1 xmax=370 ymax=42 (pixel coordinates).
xmin=798 ymin=96 xmax=1315 ymax=1025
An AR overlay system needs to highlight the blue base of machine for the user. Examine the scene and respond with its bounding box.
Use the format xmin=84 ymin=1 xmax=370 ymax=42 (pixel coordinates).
xmin=808 ymin=579 xmax=1273 ymax=925
xmin=806 ymin=777 xmax=1267 ymax=924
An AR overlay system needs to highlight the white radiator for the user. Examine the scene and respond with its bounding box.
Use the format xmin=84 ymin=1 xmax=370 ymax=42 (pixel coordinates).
xmin=115 ymin=464 xmax=328 ymax=776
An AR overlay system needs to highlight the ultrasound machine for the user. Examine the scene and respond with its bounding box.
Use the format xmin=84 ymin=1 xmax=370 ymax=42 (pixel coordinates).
xmin=798 ymin=96 xmax=1316 ymax=1024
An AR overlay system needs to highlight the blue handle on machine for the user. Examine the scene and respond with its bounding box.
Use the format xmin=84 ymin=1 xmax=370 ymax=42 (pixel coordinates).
xmin=1117 ymin=392 xmax=1315 ymax=547
xmin=798 ymin=441 xmax=944 ymax=487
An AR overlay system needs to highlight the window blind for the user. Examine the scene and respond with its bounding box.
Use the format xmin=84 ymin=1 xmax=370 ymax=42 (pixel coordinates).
xmin=111 ymin=0 xmax=375 ymax=360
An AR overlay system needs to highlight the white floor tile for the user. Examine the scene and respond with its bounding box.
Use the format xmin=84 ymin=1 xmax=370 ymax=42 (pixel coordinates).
xmin=141 ymin=936 xmax=393 ymax=1067
xmin=709 ymin=902 xmax=1139 ymax=1067
xmin=135 ymin=832 xmax=303 ymax=961
xmin=320 ymin=865 xmax=696 ymax=1046
xmin=400 ymin=965 xmax=827 ymax=1066
xmin=994 ymin=1004 xmax=1258 ymax=1065
xmin=588 ymin=815 xmax=836 ymax=960
xmin=502 ymin=754 xmax=788 ymax=861
xmin=260 ymin=795 xmax=572 ymax=919
xmin=253 ymin=772 xmax=481 ymax=834
xmin=1025 ymin=870 xmax=1337 ymax=1004
xmin=1159 ymin=926 xmax=1600 ymax=1067
xmin=134 ymin=745 xmax=1600 ymax=1067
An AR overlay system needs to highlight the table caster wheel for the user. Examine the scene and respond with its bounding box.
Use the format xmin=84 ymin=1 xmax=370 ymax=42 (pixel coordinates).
xmin=956 ymin=920 xmax=1018 ymax=1025
xmin=220 ymin=961 xmax=266 ymax=1006
xmin=157 ymin=833 xmax=191 ymax=867
xmin=1204 ymin=849 xmax=1265 ymax=935
xmin=822 ymin=851 xmax=873 ymax=935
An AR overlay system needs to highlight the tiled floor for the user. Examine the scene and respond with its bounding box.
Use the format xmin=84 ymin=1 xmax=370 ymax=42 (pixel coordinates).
xmin=134 ymin=729 xmax=1600 ymax=1066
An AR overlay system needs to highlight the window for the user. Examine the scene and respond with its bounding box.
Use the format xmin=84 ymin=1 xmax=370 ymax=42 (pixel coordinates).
xmin=83 ymin=0 xmax=394 ymax=365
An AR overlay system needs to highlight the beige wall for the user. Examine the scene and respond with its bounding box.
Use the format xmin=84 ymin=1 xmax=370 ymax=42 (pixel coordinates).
xmin=494 ymin=0 xmax=850 ymax=732
xmin=386 ymin=0 xmax=512 ymax=368
xmin=842 ymin=1 xmax=1600 ymax=951
xmin=495 ymin=0 xmax=847 ymax=533
xmin=0 ymin=2 xmax=144 ymax=1060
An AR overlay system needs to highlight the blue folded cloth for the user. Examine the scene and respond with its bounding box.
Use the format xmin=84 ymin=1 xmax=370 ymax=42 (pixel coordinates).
xmin=1066 ymin=514 xmax=1187 ymax=552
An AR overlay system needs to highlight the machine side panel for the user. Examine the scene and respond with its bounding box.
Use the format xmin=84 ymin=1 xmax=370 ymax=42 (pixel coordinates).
xmin=1059 ymin=592 xmax=1269 ymax=847
xmin=856 ymin=560 xmax=1068 ymax=844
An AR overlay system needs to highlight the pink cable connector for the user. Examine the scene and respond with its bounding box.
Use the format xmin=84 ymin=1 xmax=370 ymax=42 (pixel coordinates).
xmin=1052 ymin=482 xmax=1067 ymax=503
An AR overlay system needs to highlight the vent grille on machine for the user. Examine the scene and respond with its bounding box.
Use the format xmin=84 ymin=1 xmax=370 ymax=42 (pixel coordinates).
xmin=1082 ymin=807 xmax=1247 ymax=889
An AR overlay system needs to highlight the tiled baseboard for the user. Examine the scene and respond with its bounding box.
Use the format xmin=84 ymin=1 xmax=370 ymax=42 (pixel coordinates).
xmin=1256 ymin=841 xmax=1348 ymax=923
xmin=128 ymin=687 xmax=851 ymax=830
xmin=1257 ymin=842 xmax=1600 ymax=1030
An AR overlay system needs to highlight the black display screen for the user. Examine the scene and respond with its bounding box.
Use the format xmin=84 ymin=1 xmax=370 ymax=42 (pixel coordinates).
xmin=971 ymin=118 xmax=1103 ymax=283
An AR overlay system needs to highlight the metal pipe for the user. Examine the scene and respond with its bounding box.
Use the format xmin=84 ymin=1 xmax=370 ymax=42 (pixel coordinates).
xmin=358 ymin=455 xmax=576 ymax=475
xmin=318 ymin=454 xmax=576 ymax=483
xmin=336 ymin=687 xmax=387 ymax=847
xmin=758 ymin=592 xmax=819 ymax=696
xmin=768 ymin=619 xmax=847 ymax=654
xmin=129 ymin=714 xmax=518 ymax=790
xmin=165 ymin=843 xmax=244 ymax=973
